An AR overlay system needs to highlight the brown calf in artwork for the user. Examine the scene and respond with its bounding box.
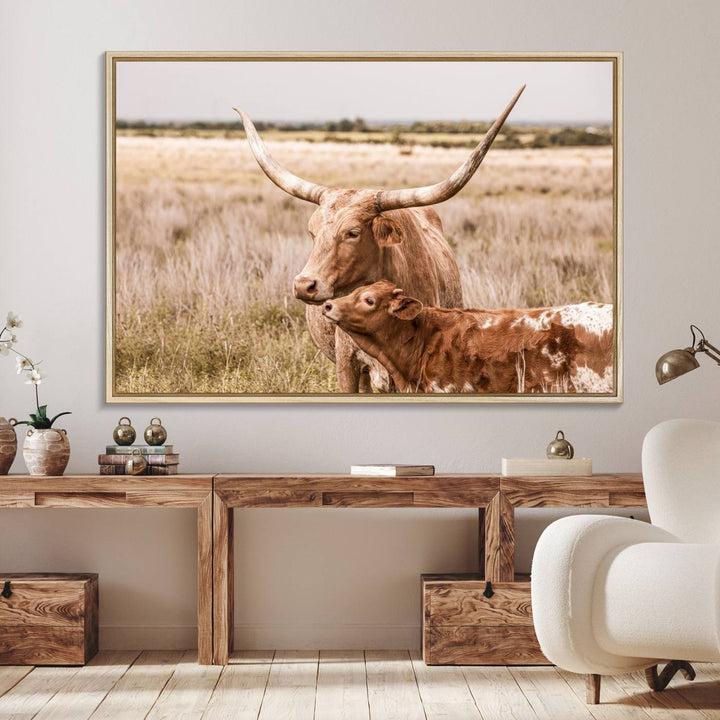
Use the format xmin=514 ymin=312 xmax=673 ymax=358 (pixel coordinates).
xmin=321 ymin=281 xmax=613 ymax=394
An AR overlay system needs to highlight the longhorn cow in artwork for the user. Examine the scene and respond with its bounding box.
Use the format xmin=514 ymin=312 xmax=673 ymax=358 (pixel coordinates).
xmin=235 ymin=86 xmax=525 ymax=393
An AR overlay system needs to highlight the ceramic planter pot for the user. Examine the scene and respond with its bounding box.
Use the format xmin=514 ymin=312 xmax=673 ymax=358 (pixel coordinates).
xmin=22 ymin=428 xmax=70 ymax=476
xmin=0 ymin=417 xmax=18 ymax=475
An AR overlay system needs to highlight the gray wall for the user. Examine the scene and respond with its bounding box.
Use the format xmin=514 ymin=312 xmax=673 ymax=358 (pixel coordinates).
xmin=1 ymin=0 xmax=718 ymax=648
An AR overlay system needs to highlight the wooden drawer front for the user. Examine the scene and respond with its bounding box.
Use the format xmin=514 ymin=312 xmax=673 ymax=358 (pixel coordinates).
xmin=422 ymin=574 xmax=548 ymax=665
xmin=0 ymin=626 xmax=87 ymax=665
xmin=0 ymin=580 xmax=87 ymax=626
xmin=428 ymin=581 xmax=533 ymax=627
xmin=0 ymin=574 xmax=98 ymax=665
xmin=424 ymin=626 xmax=546 ymax=665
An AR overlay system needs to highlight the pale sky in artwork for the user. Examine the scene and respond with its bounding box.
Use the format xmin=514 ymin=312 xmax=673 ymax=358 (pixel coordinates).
xmin=116 ymin=59 xmax=614 ymax=125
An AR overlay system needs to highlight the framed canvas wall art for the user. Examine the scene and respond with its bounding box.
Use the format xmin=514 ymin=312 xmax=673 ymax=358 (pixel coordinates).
xmin=106 ymin=52 xmax=622 ymax=403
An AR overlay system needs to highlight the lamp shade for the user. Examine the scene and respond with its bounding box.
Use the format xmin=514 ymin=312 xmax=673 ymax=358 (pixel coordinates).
xmin=655 ymin=348 xmax=700 ymax=384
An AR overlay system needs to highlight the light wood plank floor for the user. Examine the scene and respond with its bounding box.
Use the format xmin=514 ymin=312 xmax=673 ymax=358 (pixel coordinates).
xmin=0 ymin=651 xmax=717 ymax=720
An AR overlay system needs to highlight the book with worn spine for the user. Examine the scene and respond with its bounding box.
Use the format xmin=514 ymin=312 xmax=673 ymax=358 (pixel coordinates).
xmin=98 ymin=464 xmax=179 ymax=475
xmin=350 ymin=464 xmax=435 ymax=477
xmin=98 ymin=453 xmax=179 ymax=466
xmin=105 ymin=445 xmax=174 ymax=455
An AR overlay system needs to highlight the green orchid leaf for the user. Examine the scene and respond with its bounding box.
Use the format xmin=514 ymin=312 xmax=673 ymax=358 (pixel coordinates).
xmin=37 ymin=405 xmax=48 ymax=418
xmin=48 ymin=411 xmax=72 ymax=427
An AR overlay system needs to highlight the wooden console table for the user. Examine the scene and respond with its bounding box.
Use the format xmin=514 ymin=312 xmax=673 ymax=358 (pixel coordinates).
xmin=1 ymin=473 xmax=647 ymax=666
xmin=0 ymin=475 xmax=214 ymax=665
xmin=212 ymin=473 xmax=645 ymax=665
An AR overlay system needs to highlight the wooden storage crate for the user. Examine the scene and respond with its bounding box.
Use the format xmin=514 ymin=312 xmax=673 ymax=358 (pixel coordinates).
xmin=0 ymin=573 xmax=98 ymax=665
xmin=422 ymin=573 xmax=548 ymax=665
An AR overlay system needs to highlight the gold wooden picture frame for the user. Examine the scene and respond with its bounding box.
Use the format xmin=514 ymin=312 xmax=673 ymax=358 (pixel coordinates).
xmin=106 ymin=52 xmax=622 ymax=403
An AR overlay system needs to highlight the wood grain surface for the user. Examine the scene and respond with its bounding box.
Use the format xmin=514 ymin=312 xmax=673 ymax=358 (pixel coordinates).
xmin=0 ymin=475 xmax=213 ymax=493
xmin=425 ymin=626 xmax=546 ymax=665
xmin=88 ymin=650 xmax=184 ymax=720
xmin=257 ymin=651 xmax=318 ymax=720
xmin=33 ymin=650 xmax=140 ymax=720
xmin=197 ymin=494 xmax=213 ymax=666
xmin=216 ymin=474 xmax=501 ymax=508
xmin=3 ymin=473 xmax=645 ymax=667
xmin=145 ymin=649 xmax=222 ymax=720
xmin=213 ymin=494 xmax=234 ymax=665
xmin=463 ymin=665 xmax=537 ymax=720
xmin=483 ymin=492 xmax=515 ymax=582
xmin=0 ymin=574 xmax=98 ymax=666
xmin=0 ymin=664 xmax=32 ymax=697
xmin=0 ymin=665 xmax=81 ymax=716
xmin=83 ymin=577 xmax=99 ymax=670
xmin=34 ymin=492 xmax=129 ymax=507
xmin=477 ymin=508 xmax=486 ymax=576
xmin=0 ymin=579 xmax=87 ymax=627
xmin=366 ymin=650 xmax=426 ymax=720
xmin=409 ymin=649 xmax=483 ymax=719
xmin=0 ymin=627 xmax=88 ymax=665
xmin=202 ymin=651 xmax=273 ymax=720
xmin=3 ymin=652 xmax=717 ymax=718
xmin=0 ymin=477 xmax=214 ymax=665
xmin=322 ymin=491 xmax=414 ymax=507
xmin=426 ymin=580 xmax=534 ymax=627
xmin=315 ymin=650 xmax=370 ymax=720
xmin=500 ymin=473 xmax=645 ymax=507
xmin=212 ymin=473 xmax=644 ymax=664
xmin=422 ymin=574 xmax=544 ymax=666
xmin=509 ymin=666 xmax=596 ymax=719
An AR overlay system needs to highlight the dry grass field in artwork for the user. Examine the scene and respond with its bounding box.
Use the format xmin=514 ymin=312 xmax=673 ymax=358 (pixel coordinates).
xmin=114 ymin=136 xmax=613 ymax=394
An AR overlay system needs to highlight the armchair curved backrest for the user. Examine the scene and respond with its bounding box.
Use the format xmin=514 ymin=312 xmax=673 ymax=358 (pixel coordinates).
xmin=642 ymin=418 xmax=720 ymax=544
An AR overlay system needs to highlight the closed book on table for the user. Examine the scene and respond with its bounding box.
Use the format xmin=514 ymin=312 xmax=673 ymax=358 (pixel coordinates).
xmin=350 ymin=464 xmax=435 ymax=477
xmin=0 ymin=573 xmax=98 ymax=665
xmin=98 ymin=464 xmax=179 ymax=475
xmin=105 ymin=445 xmax=174 ymax=455
xmin=98 ymin=453 xmax=179 ymax=466
xmin=147 ymin=466 xmax=179 ymax=475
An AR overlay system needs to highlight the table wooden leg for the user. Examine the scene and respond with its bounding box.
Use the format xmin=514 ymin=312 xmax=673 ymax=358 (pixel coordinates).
xmin=213 ymin=493 xmax=234 ymax=665
xmin=478 ymin=507 xmax=486 ymax=577
xmin=197 ymin=493 xmax=213 ymax=665
xmin=484 ymin=492 xmax=515 ymax=582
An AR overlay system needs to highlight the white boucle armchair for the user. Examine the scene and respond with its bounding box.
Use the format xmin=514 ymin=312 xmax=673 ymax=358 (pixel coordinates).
xmin=531 ymin=418 xmax=720 ymax=704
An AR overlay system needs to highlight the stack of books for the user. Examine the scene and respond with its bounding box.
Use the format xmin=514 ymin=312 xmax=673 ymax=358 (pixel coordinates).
xmin=98 ymin=445 xmax=180 ymax=475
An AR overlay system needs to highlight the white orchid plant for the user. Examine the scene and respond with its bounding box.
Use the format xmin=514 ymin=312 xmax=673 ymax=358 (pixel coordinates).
xmin=0 ymin=312 xmax=71 ymax=429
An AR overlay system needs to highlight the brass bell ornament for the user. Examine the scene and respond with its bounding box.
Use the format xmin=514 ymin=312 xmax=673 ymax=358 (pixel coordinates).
xmin=144 ymin=417 xmax=167 ymax=446
xmin=112 ymin=417 xmax=136 ymax=446
xmin=546 ymin=430 xmax=574 ymax=459
xmin=125 ymin=449 xmax=147 ymax=475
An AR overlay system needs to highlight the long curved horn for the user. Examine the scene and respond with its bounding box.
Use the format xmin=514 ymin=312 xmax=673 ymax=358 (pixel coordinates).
xmin=233 ymin=108 xmax=327 ymax=204
xmin=375 ymin=85 xmax=526 ymax=211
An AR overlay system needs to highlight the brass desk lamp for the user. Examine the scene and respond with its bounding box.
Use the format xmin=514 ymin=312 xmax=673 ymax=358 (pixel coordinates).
xmin=656 ymin=325 xmax=720 ymax=384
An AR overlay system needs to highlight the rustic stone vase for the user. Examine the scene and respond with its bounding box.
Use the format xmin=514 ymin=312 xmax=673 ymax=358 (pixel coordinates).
xmin=22 ymin=428 xmax=70 ymax=476
xmin=0 ymin=417 xmax=18 ymax=475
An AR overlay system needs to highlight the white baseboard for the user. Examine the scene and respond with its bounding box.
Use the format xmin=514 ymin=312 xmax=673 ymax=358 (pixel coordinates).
xmin=99 ymin=624 xmax=421 ymax=650
xmin=234 ymin=623 xmax=421 ymax=650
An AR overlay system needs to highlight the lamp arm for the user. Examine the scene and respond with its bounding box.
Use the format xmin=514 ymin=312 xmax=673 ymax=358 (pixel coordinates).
xmin=698 ymin=339 xmax=720 ymax=365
